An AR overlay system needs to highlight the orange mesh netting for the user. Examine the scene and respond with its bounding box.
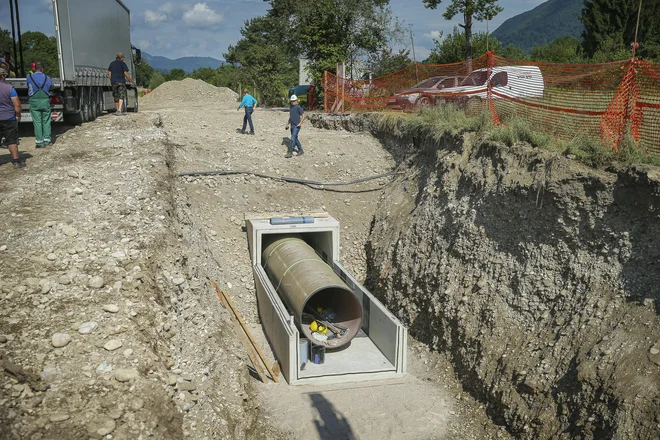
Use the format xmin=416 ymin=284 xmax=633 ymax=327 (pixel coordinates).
xmin=323 ymin=52 xmax=660 ymax=157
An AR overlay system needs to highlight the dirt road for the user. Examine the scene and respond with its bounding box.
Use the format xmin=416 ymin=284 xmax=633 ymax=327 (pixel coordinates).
xmin=0 ymin=79 xmax=508 ymax=439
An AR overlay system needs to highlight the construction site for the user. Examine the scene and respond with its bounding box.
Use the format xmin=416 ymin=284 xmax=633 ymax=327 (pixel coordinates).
xmin=0 ymin=78 xmax=659 ymax=440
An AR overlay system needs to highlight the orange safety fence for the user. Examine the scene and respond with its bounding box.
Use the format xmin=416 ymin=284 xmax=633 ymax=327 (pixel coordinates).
xmin=323 ymin=52 xmax=660 ymax=157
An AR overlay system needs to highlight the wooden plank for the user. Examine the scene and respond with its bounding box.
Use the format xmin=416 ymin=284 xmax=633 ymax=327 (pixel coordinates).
xmin=218 ymin=286 xmax=280 ymax=383
xmin=211 ymin=281 xmax=268 ymax=383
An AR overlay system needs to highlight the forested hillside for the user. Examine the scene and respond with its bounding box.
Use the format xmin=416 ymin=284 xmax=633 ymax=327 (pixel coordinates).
xmin=492 ymin=0 xmax=583 ymax=52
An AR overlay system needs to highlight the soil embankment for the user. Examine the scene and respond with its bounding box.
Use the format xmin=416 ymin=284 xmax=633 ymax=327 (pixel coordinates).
xmin=313 ymin=113 xmax=660 ymax=438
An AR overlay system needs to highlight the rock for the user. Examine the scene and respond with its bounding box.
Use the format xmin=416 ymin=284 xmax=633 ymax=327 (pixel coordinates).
xmin=96 ymin=361 xmax=112 ymax=374
xmin=131 ymin=397 xmax=145 ymax=410
xmin=89 ymin=276 xmax=105 ymax=289
xmin=176 ymin=381 xmax=197 ymax=392
xmin=50 ymin=413 xmax=70 ymax=422
xmin=114 ymin=368 xmax=139 ymax=382
xmin=123 ymin=348 xmax=134 ymax=357
xmin=78 ymin=322 xmax=98 ymax=335
xmin=87 ymin=415 xmax=116 ymax=437
xmin=40 ymin=279 xmax=53 ymax=294
xmin=46 ymin=253 xmax=57 ymax=261
xmin=58 ymin=275 xmax=71 ymax=285
xmin=103 ymin=304 xmax=119 ymax=313
xmin=51 ymin=333 xmax=72 ymax=348
xmin=67 ymin=170 xmax=79 ymax=178
xmin=172 ymin=277 xmax=185 ymax=286
xmin=650 ymin=347 xmax=660 ymax=355
xmin=0 ymin=335 xmax=8 ymax=343
xmin=0 ymin=245 xmax=7 ymax=251
xmin=104 ymin=339 xmax=122 ymax=351
xmin=62 ymin=225 xmax=78 ymax=237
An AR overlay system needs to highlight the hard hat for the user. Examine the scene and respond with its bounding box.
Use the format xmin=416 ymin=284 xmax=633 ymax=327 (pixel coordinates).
xmin=290 ymin=94 xmax=298 ymax=101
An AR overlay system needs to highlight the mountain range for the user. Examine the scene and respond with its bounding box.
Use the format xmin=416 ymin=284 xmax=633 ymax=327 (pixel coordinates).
xmin=492 ymin=0 xmax=584 ymax=52
xmin=142 ymin=52 xmax=225 ymax=73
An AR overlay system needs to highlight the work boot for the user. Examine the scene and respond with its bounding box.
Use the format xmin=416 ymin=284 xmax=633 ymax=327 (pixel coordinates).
xmin=12 ymin=159 xmax=25 ymax=169
xmin=297 ymin=150 xmax=304 ymax=156
xmin=249 ymin=132 xmax=255 ymax=135
xmin=285 ymin=152 xmax=293 ymax=159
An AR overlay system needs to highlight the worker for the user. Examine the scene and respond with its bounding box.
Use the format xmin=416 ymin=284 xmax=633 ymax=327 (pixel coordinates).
xmin=0 ymin=67 xmax=25 ymax=168
xmin=107 ymin=52 xmax=132 ymax=115
xmin=26 ymin=62 xmax=54 ymax=148
xmin=284 ymin=94 xmax=305 ymax=158
xmin=237 ymin=89 xmax=258 ymax=135
xmin=0 ymin=52 xmax=16 ymax=78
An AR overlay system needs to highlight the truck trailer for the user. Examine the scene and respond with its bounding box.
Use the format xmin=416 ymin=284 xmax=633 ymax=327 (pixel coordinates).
xmin=4 ymin=0 xmax=139 ymax=124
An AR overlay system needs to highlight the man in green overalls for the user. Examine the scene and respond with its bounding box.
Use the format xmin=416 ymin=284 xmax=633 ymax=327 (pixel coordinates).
xmin=27 ymin=62 xmax=54 ymax=148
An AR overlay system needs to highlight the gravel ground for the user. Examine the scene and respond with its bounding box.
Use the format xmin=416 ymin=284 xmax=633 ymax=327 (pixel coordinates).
xmin=0 ymin=79 xmax=511 ymax=439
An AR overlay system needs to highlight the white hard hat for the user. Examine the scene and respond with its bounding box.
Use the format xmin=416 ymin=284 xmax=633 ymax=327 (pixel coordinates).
xmin=290 ymin=94 xmax=298 ymax=101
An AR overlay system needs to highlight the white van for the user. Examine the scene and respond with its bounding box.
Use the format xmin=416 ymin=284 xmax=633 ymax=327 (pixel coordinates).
xmin=436 ymin=65 xmax=544 ymax=108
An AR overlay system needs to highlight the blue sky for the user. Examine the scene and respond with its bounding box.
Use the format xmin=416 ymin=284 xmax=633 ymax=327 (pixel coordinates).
xmin=1 ymin=0 xmax=546 ymax=60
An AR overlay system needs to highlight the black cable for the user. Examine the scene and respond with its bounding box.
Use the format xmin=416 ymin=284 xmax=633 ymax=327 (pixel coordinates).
xmin=178 ymin=169 xmax=400 ymax=187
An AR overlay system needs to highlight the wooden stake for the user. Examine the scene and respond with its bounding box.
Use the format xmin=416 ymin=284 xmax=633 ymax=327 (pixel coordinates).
xmin=211 ymin=280 xmax=279 ymax=383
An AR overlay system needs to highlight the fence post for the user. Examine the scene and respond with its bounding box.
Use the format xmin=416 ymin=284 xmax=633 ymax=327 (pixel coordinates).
xmin=486 ymin=51 xmax=501 ymax=125
xmin=323 ymin=71 xmax=328 ymax=114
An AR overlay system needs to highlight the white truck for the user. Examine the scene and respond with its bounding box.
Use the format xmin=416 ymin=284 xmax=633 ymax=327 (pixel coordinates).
xmin=5 ymin=0 xmax=140 ymax=124
xmin=436 ymin=65 xmax=544 ymax=110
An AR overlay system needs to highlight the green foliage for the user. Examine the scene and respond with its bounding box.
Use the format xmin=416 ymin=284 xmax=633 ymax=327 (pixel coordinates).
xmin=423 ymin=0 xmax=503 ymax=60
xmin=148 ymin=72 xmax=165 ymax=90
xmin=582 ymin=0 xmax=660 ymax=61
xmin=135 ymin=58 xmax=154 ymax=88
xmin=424 ymin=28 xmax=503 ymax=63
xmin=489 ymin=117 xmax=554 ymax=149
xmin=531 ymin=36 xmax=586 ymax=63
xmin=367 ymin=48 xmax=412 ymax=77
xmin=225 ymin=14 xmax=297 ymax=105
xmin=165 ymin=68 xmax=187 ymax=82
xmin=491 ymin=0 xmax=584 ymax=53
xmin=499 ymin=44 xmax=527 ymax=60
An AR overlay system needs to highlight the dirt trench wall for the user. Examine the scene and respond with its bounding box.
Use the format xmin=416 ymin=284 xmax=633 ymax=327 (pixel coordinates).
xmin=312 ymin=114 xmax=660 ymax=439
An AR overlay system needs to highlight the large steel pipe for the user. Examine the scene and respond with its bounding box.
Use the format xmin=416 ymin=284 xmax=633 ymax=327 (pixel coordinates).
xmin=262 ymin=234 xmax=362 ymax=348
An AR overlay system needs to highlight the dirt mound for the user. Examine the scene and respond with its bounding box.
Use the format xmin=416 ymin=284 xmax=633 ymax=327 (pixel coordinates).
xmin=141 ymin=78 xmax=238 ymax=109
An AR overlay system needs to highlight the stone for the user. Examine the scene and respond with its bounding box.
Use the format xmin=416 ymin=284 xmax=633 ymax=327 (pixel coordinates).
xmin=114 ymin=368 xmax=139 ymax=382
xmin=87 ymin=415 xmax=116 ymax=437
xmin=78 ymin=322 xmax=98 ymax=335
xmin=172 ymin=277 xmax=185 ymax=286
xmin=58 ymin=275 xmax=71 ymax=285
xmin=67 ymin=170 xmax=79 ymax=178
xmin=62 ymin=225 xmax=78 ymax=237
xmin=650 ymin=347 xmax=660 ymax=355
xmin=103 ymin=304 xmax=119 ymax=313
xmin=176 ymin=381 xmax=197 ymax=392
xmin=96 ymin=361 xmax=112 ymax=374
xmin=89 ymin=276 xmax=105 ymax=289
xmin=0 ymin=245 xmax=7 ymax=251
xmin=104 ymin=339 xmax=123 ymax=351
xmin=47 ymin=253 xmax=57 ymax=261
xmin=50 ymin=413 xmax=70 ymax=422
xmin=0 ymin=335 xmax=8 ymax=343
xmin=51 ymin=333 xmax=72 ymax=348
xmin=131 ymin=397 xmax=145 ymax=410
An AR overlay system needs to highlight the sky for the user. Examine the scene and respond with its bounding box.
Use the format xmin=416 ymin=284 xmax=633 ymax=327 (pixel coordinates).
xmin=0 ymin=0 xmax=547 ymax=61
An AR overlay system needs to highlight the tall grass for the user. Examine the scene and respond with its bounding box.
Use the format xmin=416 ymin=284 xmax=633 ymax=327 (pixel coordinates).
xmin=377 ymin=103 xmax=660 ymax=168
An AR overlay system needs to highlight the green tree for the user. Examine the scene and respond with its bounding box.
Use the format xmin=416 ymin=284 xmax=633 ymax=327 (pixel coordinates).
xmin=531 ymin=36 xmax=585 ymax=63
xmin=367 ymin=48 xmax=411 ymax=77
xmin=499 ymin=43 xmax=526 ymax=60
xmin=134 ymin=58 xmax=154 ymax=88
xmin=165 ymin=68 xmax=186 ymax=81
xmin=424 ymin=27 xmax=502 ymax=63
xmin=225 ymin=14 xmax=297 ymax=105
xmin=582 ymin=0 xmax=660 ymax=60
xmin=423 ymin=0 xmax=503 ymax=61
xmin=19 ymin=31 xmax=58 ymax=75
xmin=148 ymin=71 xmax=165 ymax=89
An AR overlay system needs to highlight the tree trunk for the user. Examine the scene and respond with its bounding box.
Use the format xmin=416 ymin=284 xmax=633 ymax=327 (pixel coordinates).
xmin=465 ymin=10 xmax=473 ymax=61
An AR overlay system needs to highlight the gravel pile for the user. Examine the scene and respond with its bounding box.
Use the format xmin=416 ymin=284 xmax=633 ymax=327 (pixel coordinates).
xmin=141 ymin=78 xmax=238 ymax=109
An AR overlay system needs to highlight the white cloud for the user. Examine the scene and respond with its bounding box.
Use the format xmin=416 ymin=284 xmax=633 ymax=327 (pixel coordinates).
xmin=424 ymin=30 xmax=443 ymax=40
xmin=136 ymin=40 xmax=152 ymax=50
xmin=38 ymin=0 xmax=53 ymax=13
xmin=183 ymin=3 xmax=223 ymax=28
xmin=144 ymin=10 xmax=168 ymax=26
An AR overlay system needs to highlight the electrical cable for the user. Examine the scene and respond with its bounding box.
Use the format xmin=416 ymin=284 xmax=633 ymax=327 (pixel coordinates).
xmin=178 ymin=169 xmax=400 ymax=191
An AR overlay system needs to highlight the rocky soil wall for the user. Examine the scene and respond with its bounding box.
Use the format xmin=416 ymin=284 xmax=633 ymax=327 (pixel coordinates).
xmin=312 ymin=113 xmax=660 ymax=439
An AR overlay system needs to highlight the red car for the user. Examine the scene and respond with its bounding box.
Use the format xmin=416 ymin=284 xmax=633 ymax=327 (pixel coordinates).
xmin=387 ymin=75 xmax=464 ymax=110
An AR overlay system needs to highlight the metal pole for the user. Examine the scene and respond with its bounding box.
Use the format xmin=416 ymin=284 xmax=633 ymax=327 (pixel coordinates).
xmin=14 ymin=0 xmax=25 ymax=77
xmin=410 ymin=29 xmax=419 ymax=83
xmin=8 ymin=0 xmax=18 ymax=76
xmin=632 ymin=0 xmax=643 ymax=58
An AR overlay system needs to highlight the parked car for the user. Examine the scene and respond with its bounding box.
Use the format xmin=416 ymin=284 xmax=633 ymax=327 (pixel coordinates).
xmin=387 ymin=76 xmax=464 ymax=110
xmin=437 ymin=66 xmax=545 ymax=111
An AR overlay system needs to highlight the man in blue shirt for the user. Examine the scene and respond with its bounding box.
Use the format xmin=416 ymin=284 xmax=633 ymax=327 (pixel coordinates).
xmin=26 ymin=62 xmax=54 ymax=148
xmin=107 ymin=52 xmax=132 ymax=115
xmin=237 ymin=89 xmax=258 ymax=134
xmin=285 ymin=94 xmax=305 ymax=158
xmin=0 ymin=67 xmax=24 ymax=168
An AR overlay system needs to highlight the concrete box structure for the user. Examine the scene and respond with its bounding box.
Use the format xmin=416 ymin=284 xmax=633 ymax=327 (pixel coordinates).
xmin=246 ymin=215 xmax=407 ymax=385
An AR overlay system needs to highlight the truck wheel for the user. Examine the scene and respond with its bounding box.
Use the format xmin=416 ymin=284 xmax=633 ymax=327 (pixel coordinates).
xmin=466 ymin=97 xmax=483 ymax=116
xmin=90 ymin=90 xmax=98 ymax=121
xmin=128 ymin=89 xmax=138 ymax=113
xmin=80 ymin=88 xmax=90 ymax=123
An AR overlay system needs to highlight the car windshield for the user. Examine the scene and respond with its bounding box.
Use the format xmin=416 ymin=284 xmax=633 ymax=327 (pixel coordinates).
xmin=413 ymin=77 xmax=441 ymax=89
xmin=459 ymin=71 xmax=488 ymax=87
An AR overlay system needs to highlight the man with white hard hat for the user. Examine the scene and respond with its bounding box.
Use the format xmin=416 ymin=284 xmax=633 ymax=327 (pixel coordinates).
xmin=284 ymin=94 xmax=305 ymax=158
